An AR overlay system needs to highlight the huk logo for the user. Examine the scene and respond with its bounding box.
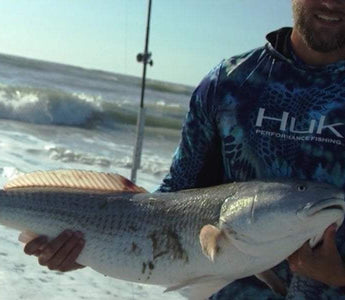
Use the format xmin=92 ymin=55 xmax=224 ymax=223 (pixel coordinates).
xmin=255 ymin=108 xmax=345 ymax=138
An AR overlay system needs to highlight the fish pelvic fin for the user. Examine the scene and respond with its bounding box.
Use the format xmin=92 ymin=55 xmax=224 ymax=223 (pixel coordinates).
xmin=164 ymin=275 xmax=232 ymax=300
xmin=199 ymin=224 xmax=227 ymax=262
xmin=4 ymin=169 xmax=147 ymax=194
xmin=164 ymin=275 xmax=214 ymax=293
xmin=255 ymin=270 xmax=287 ymax=296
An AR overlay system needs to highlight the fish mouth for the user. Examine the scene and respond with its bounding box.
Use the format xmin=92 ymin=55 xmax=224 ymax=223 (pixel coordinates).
xmin=301 ymin=197 xmax=345 ymax=218
xmin=298 ymin=197 xmax=345 ymax=248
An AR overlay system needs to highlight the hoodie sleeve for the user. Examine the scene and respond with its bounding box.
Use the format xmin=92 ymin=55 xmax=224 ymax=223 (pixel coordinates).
xmin=157 ymin=62 xmax=224 ymax=192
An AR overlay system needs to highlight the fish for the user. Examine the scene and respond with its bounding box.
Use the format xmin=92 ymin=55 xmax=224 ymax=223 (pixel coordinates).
xmin=0 ymin=169 xmax=344 ymax=300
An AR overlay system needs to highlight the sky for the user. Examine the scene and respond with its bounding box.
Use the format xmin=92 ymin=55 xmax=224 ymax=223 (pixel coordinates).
xmin=0 ymin=0 xmax=293 ymax=86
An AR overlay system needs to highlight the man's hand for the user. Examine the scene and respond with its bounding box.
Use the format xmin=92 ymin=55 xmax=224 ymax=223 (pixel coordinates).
xmin=288 ymin=224 xmax=345 ymax=287
xmin=23 ymin=230 xmax=86 ymax=272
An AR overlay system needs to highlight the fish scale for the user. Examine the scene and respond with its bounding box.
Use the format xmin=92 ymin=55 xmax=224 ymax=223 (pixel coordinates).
xmin=0 ymin=186 xmax=228 ymax=286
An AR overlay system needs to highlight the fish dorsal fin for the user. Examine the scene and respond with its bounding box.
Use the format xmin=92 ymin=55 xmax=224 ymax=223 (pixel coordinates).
xmin=4 ymin=169 xmax=147 ymax=194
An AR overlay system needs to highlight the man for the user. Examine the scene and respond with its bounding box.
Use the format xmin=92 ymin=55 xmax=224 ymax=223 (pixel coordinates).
xmin=24 ymin=0 xmax=345 ymax=298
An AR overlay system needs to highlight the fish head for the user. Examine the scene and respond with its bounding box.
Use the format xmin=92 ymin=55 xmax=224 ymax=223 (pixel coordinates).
xmin=219 ymin=180 xmax=345 ymax=257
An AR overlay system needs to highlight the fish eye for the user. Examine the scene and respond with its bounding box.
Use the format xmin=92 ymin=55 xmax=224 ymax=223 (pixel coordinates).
xmin=297 ymin=185 xmax=307 ymax=192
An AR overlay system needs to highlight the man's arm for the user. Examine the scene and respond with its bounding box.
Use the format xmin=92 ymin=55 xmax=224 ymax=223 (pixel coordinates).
xmin=158 ymin=62 xmax=224 ymax=192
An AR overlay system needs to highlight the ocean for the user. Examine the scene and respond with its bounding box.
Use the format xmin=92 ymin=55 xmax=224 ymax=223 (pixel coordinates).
xmin=0 ymin=53 xmax=192 ymax=299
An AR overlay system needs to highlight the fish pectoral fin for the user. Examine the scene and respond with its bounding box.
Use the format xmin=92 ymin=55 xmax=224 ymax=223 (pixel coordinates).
xmin=4 ymin=169 xmax=147 ymax=194
xmin=165 ymin=275 xmax=232 ymax=300
xmin=199 ymin=224 xmax=227 ymax=261
xmin=255 ymin=269 xmax=287 ymax=296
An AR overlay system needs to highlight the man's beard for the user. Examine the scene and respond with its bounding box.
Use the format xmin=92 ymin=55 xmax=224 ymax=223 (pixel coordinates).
xmin=292 ymin=1 xmax=345 ymax=53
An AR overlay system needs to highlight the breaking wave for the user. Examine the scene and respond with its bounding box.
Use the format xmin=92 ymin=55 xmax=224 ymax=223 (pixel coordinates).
xmin=0 ymin=85 xmax=187 ymax=130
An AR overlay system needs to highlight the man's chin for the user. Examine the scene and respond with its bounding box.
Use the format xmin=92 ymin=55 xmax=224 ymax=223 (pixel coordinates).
xmin=304 ymin=32 xmax=345 ymax=53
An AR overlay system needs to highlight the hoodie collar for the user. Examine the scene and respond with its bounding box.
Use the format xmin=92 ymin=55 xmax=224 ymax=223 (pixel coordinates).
xmin=265 ymin=27 xmax=345 ymax=74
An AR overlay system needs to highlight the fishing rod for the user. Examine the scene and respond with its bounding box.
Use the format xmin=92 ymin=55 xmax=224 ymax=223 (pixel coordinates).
xmin=131 ymin=0 xmax=153 ymax=183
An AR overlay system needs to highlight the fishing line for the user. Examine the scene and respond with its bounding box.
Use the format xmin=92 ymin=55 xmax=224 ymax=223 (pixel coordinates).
xmin=124 ymin=0 xmax=128 ymax=74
